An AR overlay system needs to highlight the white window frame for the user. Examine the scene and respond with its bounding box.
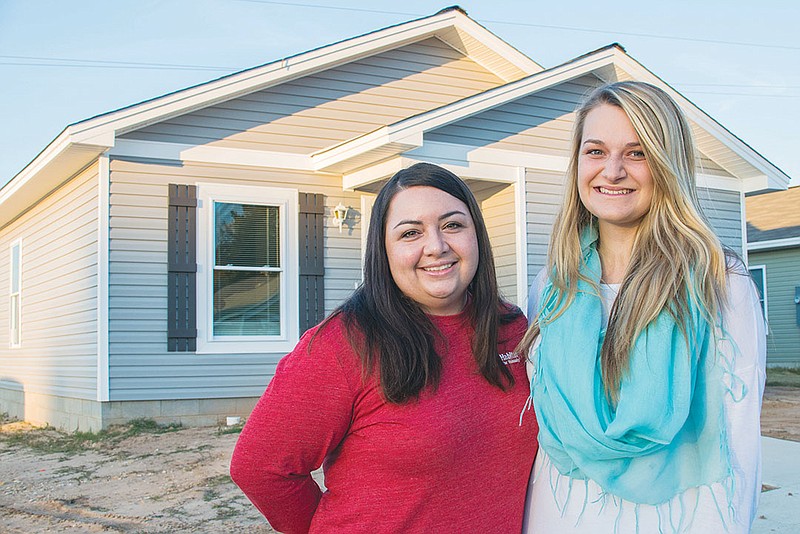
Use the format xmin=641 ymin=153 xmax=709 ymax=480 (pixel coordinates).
xmin=748 ymin=264 xmax=768 ymax=327
xmin=9 ymin=239 xmax=21 ymax=348
xmin=196 ymin=183 xmax=298 ymax=354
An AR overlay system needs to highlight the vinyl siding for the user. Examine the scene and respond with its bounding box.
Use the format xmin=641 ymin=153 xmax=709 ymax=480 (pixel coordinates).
xmin=524 ymin=169 xmax=565 ymax=286
xmin=428 ymin=75 xmax=597 ymax=154
xmin=749 ymin=247 xmax=800 ymax=366
xmin=0 ymin=165 xmax=99 ymax=399
xmin=698 ymin=187 xmax=743 ymax=254
xmin=476 ymin=182 xmax=518 ymax=303
xmin=122 ymin=38 xmax=505 ymax=154
xmin=521 ymin=177 xmax=743 ymax=284
xmin=107 ymin=158 xmax=362 ymax=400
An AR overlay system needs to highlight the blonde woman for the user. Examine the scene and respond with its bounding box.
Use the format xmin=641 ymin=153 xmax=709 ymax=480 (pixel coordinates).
xmin=520 ymin=81 xmax=766 ymax=533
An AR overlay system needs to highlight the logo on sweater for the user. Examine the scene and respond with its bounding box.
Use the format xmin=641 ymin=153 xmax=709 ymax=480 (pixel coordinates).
xmin=499 ymin=351 xmax=520 ymax=365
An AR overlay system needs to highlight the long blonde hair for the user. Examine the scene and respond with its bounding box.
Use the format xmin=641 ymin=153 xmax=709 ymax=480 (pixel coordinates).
xmin=519 ymin=81 xmax=728 ymax=401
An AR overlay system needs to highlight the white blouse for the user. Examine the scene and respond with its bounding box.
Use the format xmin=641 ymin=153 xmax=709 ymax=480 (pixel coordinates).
xmin=523 ymin=267 xmax=766 ymax=533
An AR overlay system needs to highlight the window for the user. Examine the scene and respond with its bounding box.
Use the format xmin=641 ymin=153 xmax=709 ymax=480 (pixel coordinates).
xmin=197 ymin=184 xmax=298 ymax=354
xmin=9 ymin=240 xmax=21 ymax=347
xmin=748 ymin=265 xmax=767 ymax=324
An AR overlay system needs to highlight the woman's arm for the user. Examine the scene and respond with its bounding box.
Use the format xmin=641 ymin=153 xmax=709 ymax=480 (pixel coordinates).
xmin=721 ymin=267 xmax=767 ymax=529
xmin=230 ymin=327 xmax=355 ymax=533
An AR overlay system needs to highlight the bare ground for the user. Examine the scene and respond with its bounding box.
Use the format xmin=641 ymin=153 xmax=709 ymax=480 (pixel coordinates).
xmin=1 ymin=386 xmax=798 ymax=533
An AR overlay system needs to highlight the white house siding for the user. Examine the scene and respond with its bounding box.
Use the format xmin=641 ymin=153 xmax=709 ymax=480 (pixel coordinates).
xmin=475 ymin=182 xmax=518 ymax=303
xmin=107 ymin=158 xmax=362 ymax=401
xmin=0 ymin=164 xmax=99 ymax=400
xmin=121 ymin=38 xmax=505 ymax=153
xmin=748 ymin=247 xmax=800 ymax=366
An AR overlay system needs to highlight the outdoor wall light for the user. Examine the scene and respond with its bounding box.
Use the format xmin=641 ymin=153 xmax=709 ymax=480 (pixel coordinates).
xmin=332 ymin=202 xmax=349 ymax=233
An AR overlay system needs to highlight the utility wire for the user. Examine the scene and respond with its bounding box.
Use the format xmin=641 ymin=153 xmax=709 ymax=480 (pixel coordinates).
xmin=232 ymin=0 xmax=799 ymax=51
xmin=0 ymin=54 xmax=237 ymax=71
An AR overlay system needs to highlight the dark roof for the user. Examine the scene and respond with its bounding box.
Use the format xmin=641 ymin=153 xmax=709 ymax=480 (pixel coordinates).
xmin=746 ymin=186 xmax=800 ymax=243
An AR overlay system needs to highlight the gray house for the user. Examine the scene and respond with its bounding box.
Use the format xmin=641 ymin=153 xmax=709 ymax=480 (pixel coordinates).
xmin=746 ymin=186 xmax=800 ymax=367
xmin=0 ymin=7 xmax=790 ymax=430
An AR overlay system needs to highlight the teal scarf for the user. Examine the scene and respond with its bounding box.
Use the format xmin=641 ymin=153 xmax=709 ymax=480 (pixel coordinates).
xmin=532 ymin=228 xmax=729 ymax=505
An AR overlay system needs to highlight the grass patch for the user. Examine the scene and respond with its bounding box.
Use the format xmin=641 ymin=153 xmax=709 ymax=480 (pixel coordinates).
xmin=766 ymin=367 xmax=800 ymax=388
xmin=216 ymin=423 xmax=244 ymax=436
xmin=0 ymin=418 xmax=182 ymax=455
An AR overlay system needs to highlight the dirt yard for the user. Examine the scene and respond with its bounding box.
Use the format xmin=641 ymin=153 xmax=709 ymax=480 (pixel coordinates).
xmin=1 ymin=386 xmax=799 ymax=533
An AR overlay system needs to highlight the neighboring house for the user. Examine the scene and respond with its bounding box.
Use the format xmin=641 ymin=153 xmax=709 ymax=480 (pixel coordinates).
xmin=0 ymin=7 xmax=790 ymax=430
xmin=746 ymin=186 xmax=800 ymax=367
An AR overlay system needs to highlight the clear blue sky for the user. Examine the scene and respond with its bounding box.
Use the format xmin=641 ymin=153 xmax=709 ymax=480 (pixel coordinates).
xmin=1 ymin=0 xmax=797 ymax=189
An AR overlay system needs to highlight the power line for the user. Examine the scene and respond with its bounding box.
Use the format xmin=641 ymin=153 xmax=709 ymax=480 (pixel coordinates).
xmin=232 ymin=0 xmax=799 ymax=51
xmin=0 ymin=54 xmax=237 ymax=71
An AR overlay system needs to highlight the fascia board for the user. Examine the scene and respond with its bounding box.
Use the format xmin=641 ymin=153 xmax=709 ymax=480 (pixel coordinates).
xmin=110 ymin=139 xmax=318 ymax=171
xmin=748 ymin=236 xmax=800 ymax=251
xmin=342 ymin=157 xmax=409 ymax=190
xmin=342 ymin=150 xmax=519 ymax=191
xmin=696 ymin=173 xmax=743 ymax=192
xmin=2 ymin=10 xmax=470 ymax=216
xmin=314 ymin=50 xmax=617 ymax=171
xmin=407 ymin=141 xmax=568 ymax=173
xmin=0 ymin=142 xmax=106 ymax=229
xmin=610 ymin=50 xmax=790 ymax=191
xmin=0 ymin=130 xmax=72 ymax=203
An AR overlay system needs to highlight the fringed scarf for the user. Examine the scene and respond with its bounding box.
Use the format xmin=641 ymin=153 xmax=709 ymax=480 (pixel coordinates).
xmin=531 ymin=227 xmax=729 ymax=505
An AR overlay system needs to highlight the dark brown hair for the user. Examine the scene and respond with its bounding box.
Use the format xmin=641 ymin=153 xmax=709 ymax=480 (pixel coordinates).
xmin=321 ymin=162 xmax=520 ymax=403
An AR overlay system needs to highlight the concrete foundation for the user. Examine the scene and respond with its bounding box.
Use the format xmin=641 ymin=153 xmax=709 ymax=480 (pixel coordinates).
xmin=0 ymin=387 xmax=259 ymax=432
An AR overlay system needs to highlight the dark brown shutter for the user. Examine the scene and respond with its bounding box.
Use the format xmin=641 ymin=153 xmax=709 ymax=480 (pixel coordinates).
xmin=299 ymin=193 xmax=325 ymax=333
xmin=167 ymin=184 xmax=197 ymax=351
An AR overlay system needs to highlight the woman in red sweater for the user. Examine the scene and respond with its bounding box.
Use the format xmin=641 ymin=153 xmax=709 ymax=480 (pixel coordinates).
xmin=230 ymin=162 xmax=538 ymax=533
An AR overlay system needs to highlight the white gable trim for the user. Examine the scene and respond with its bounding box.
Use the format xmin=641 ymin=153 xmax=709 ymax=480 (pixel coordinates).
xmin=312 ymin=49 xmax=618 ymax=172
xmin=315 ymin=46 xmax=788 ymax=193
xmin=748 ymin=236 xmax=800 ymax=252
xmin=110 ymin=139 xmax=320 ymax=172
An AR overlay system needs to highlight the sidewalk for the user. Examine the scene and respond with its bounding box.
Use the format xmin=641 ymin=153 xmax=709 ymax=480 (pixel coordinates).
xmin=752 ymin=436 xmax=800 ymax=533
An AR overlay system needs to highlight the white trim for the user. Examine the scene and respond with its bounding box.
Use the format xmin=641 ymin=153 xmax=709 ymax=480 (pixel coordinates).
xmin=748 ymin=236 xmax=800 ymax=252
xmin=409 ymin=141 xmax=569 ymax=174
xmin=9 ymin=238 xmax=22 ymax=349
xmin=311 ymin=50 xmax=618 ymax=171
xmin=747 ymin=264 xmax=768 ymax=325
xmin=514 ymin=167 xmax=529 ymax=311
xmin=96 ymin=155 xmax=110 ymax=401
xmin=740 ymin=190 xmax=749 ymax=266
xmin=607 ymin=51 xmax=790 ymax=191
xmin=110 ymin=139 xmax=318 ymax=171
xmin=343 ymin=158 xmax=407 ymax=190
xmin=696 ymin=173 xmax=742 ymax=193
xmin=359 ymin=194 xmax=376 ymax=281
xmin=196 ymin=183 xmax=299 ymax=354
xmin=314 ymin=46 xmax=788 ymax=192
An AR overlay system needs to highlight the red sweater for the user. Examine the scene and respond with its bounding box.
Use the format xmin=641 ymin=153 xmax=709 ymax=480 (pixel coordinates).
xmin=230 ymin=309 xmax=538 ymax=533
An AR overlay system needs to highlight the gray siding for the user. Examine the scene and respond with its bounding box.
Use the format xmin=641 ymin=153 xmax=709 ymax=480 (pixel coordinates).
xmin=0 ymin=165 xmax=99 ymax=400
xmin=123 ymin=38 xmax=505 ymax=153
xmin=477 ymin=183 xmax=517 ymax=302
xmin=522 ymin=178 xmax=744 ymax=287
xmin=107 ymin=158 xmax=362 ymax=400
xmin=698 ymin=187 xmax=743 ymax=255
xmin=749 ymin=247 xmax=800 ymax=366
xmin=428 ymin=75 xmax=598 ymax=154
xmin=524 ymin=169 xmax=566 ymax=287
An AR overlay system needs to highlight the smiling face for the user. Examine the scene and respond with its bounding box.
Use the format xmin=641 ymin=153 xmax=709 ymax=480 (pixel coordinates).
xmin=384 ymin=186 xmax=479 ymax=316
xmin=577 ymin=103 xmax=655 ymax=232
